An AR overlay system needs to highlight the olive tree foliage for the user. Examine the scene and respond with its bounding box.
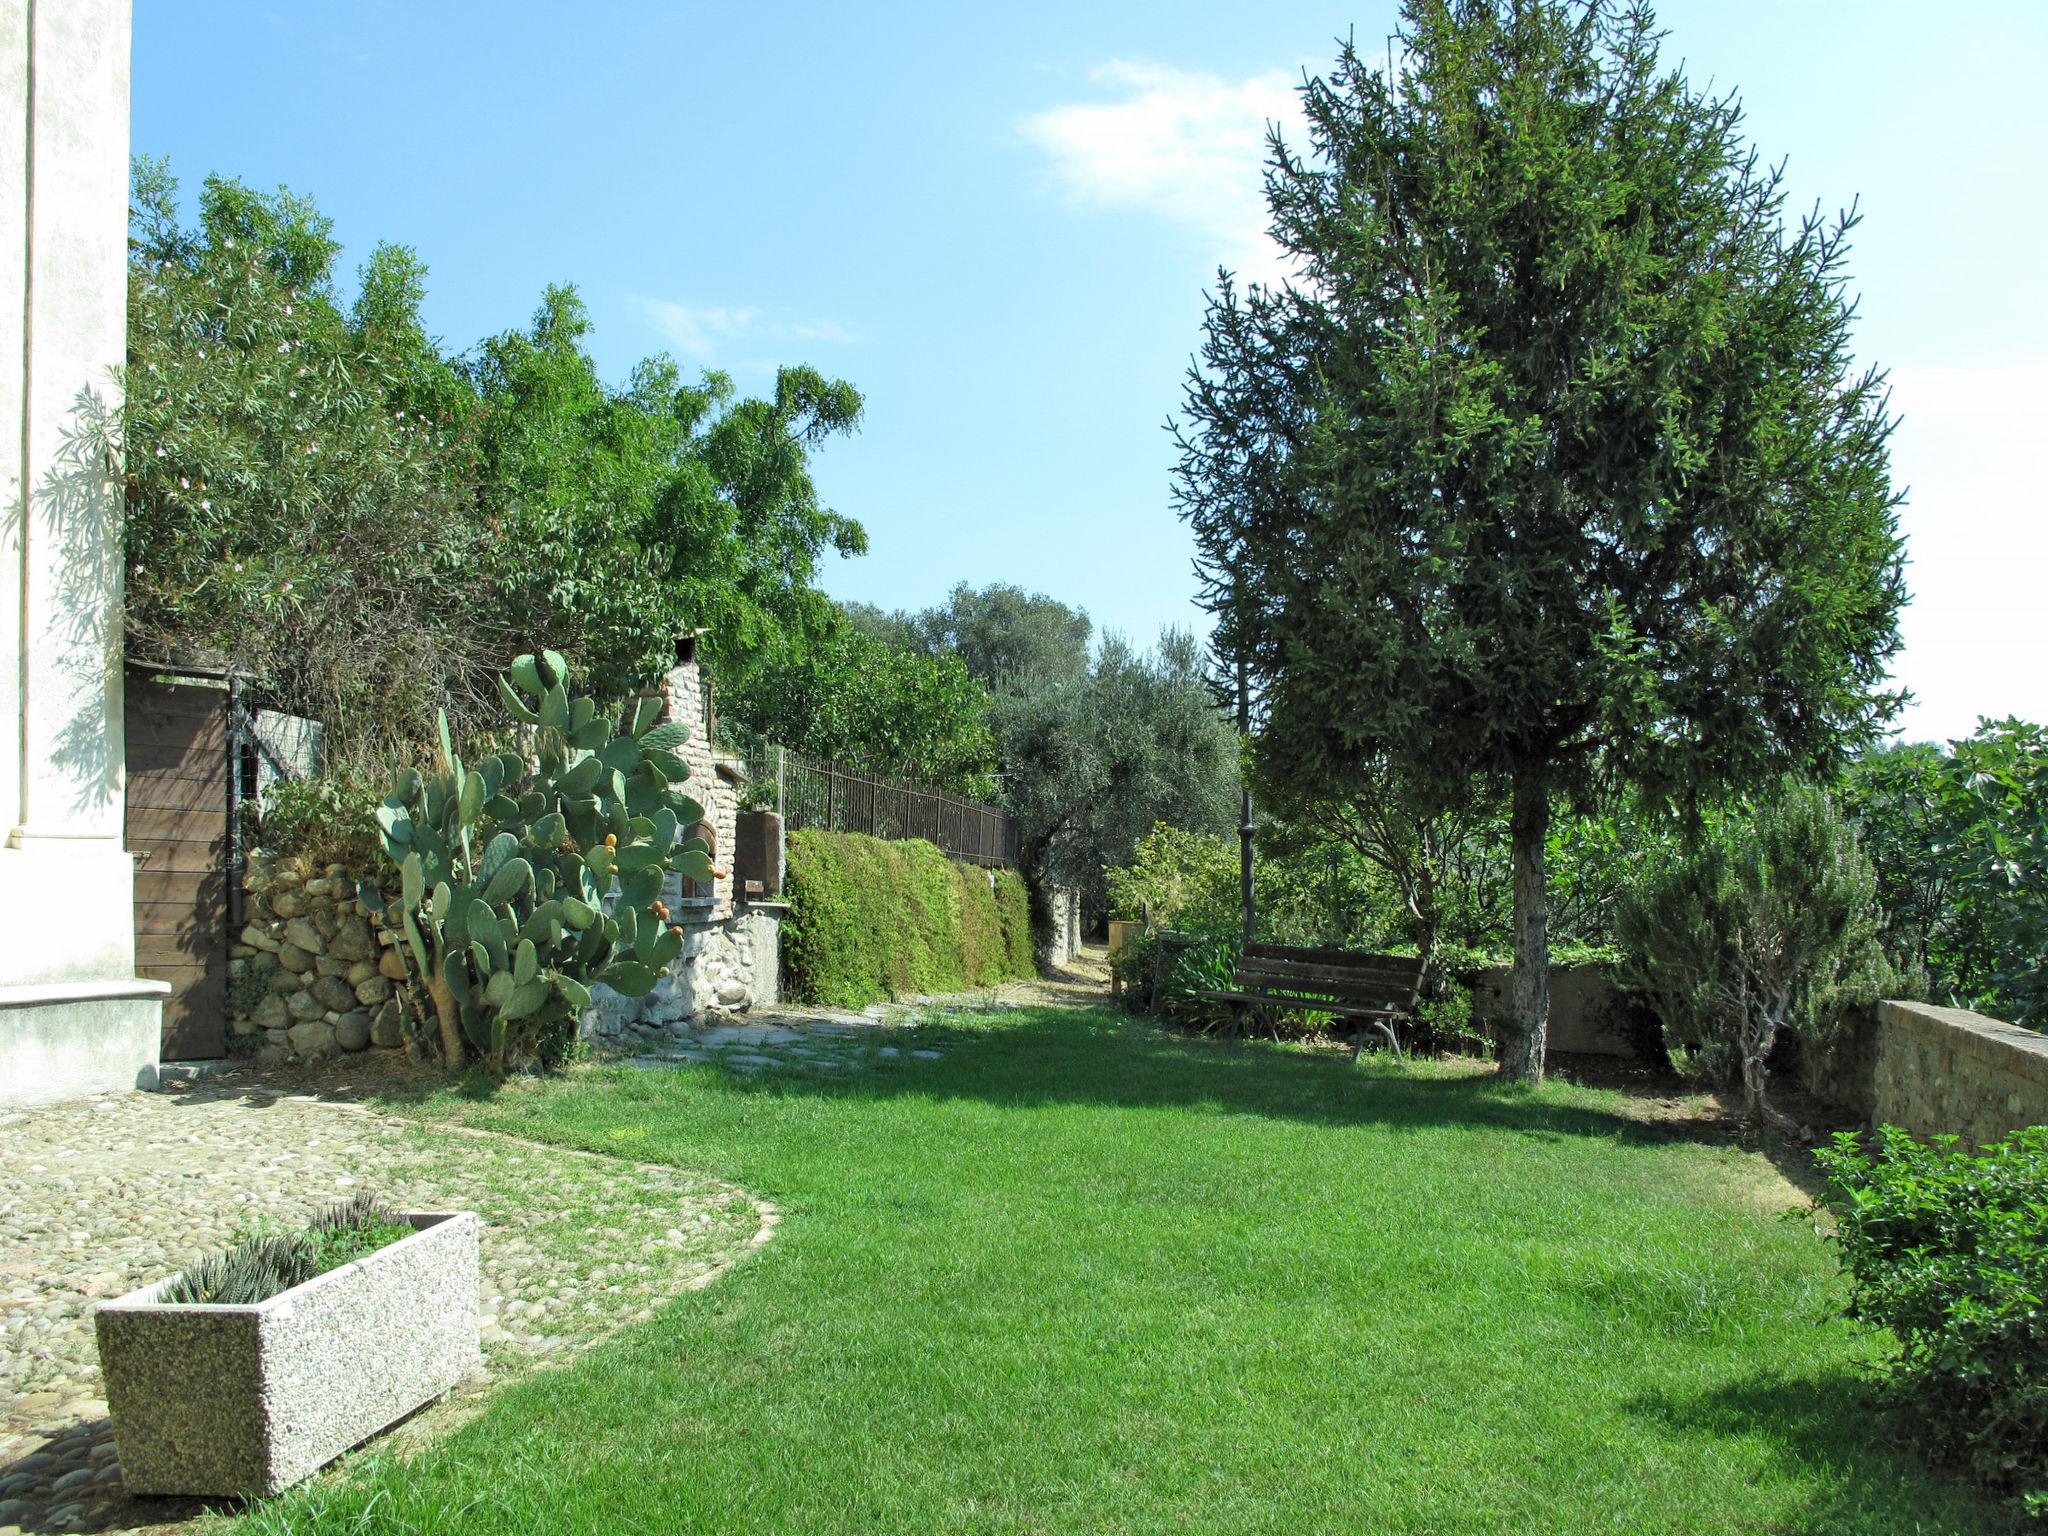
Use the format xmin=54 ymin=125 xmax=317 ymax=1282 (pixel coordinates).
xmin=1618 ymin=781 xmax=1888 ymax=1124
xmin=1174 ymin=2 xmax=1907 ymax=1081
xmin=868 ymin=585 xmax=1239 ymax=939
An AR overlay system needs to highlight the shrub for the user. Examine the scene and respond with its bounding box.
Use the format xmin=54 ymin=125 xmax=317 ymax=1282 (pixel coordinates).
xmin=1617 ymin=781 xmax=1887 ymax=1122
xmin=782 ymin=830 xmax=1034 ymax=1008
xmin=1814 ymin=1126 xmax=2048 ymax=1514
xmin=246 ymin=772 xmax=384 ymax=873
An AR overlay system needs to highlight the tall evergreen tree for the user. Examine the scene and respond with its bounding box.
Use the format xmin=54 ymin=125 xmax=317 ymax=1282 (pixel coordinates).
xmin=1175 ymin=0 xmax=1906 ymax=1079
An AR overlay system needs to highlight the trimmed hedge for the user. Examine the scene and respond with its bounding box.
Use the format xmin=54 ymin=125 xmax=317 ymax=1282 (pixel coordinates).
xmin=783 ymin=830 xmax=1035 ymax=1008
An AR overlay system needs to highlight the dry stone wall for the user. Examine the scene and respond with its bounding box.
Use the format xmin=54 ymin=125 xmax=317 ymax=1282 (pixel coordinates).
xmin=230 ymin=853 xmax=419 ymax=1061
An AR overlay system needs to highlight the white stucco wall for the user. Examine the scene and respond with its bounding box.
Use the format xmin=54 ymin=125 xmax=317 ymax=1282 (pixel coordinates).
xmin=0 ymin=0 xmax=164 ymax=1105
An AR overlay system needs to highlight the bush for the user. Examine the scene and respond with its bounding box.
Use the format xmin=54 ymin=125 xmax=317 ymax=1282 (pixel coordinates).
xmin=246 ymin=773 xmax=384 ymax=873
xmin=1617 ymin=781 xmax=1886 ymax=1122
xmin=1814 ymin=1126 xmax=2048 ymax=1515
xmin=783 ymin=830 xmax=1034 ymax=1008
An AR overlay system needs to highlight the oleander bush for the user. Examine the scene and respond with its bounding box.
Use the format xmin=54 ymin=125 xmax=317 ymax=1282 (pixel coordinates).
xmin=1814 ymin=1126 xmax=2048 ymax=1517
xmin=782 ymin=830 xmax=1033 ymax=1008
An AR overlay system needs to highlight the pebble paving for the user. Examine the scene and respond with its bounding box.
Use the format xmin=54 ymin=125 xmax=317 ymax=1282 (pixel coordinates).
xmin=0 ymin=1085 xmax=775 ymax=1534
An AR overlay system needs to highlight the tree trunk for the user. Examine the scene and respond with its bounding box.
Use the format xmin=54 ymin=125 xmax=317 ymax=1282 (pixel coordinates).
xmin=1499 ymin=773 xmax=1550 ymax=1083
xmin=424 ymin=967 xmax=465 ymax=1070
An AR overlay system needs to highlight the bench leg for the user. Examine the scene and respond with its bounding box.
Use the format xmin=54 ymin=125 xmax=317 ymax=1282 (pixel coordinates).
xmin=1351 ymin=1019 xmax=1402 ymax=1061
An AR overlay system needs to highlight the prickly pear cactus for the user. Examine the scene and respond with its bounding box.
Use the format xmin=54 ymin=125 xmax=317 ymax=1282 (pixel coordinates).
xmin=373 ymin=650 xmax=715 ymax=1070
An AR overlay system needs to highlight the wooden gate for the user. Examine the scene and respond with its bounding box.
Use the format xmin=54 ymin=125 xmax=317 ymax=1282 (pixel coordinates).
xmin=124 ymin=668 xmax=231 ymax=1059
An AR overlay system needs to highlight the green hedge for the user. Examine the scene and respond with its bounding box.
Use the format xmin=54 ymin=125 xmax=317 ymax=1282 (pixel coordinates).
xmin=783 ymin=830 xmax=1035 ymax=1008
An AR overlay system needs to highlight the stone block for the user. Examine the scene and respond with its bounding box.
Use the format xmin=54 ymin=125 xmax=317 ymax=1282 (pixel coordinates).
xmin=287 ymin=1019 xmax=336 ymax=1056
xmin=353 ymin=975 xmax=392 ymax=1006
xmin=275 ymin=942 xmax=315 ymax=975
xmin=369 ymin=999 xmax=405 ymax=1049
xmin=311 ymin=974 xmax=356 ymax=1014
xmin=379 ymin=948 xmax=410 ymax=980
xmin=329 ymin=917 xmax=375 ymax=962
xmin=333 ymin=1011 xmax=371 ymax=1051
xmin=282 ymin=917 xmax=323 ymax=955
xmin=285 ymin=989 xmax=323 ymax=1023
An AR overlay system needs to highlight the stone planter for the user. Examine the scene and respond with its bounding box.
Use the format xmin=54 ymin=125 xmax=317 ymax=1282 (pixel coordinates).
xmin=93 ymin=1211 xmax=481 ymax=1497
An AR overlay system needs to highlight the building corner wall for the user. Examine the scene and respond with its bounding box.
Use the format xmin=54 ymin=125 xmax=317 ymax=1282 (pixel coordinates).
xmin=0 ymin=0 xmax=164 ymax=1107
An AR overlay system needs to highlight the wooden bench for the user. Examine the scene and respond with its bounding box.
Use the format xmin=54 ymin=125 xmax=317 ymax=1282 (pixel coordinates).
xmin=1195 ymin=943 xmax=1425 ymax=1057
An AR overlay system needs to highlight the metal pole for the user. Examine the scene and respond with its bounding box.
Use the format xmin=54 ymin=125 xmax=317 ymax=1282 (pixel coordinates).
xmin=1238 ymin=659 xmax=1255 ymax=947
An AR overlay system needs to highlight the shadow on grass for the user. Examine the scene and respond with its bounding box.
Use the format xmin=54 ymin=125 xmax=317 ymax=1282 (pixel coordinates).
xmin=160 ymin=1003 xmax=1737 ymax=1155
xmin=1627 ymin=1368 xmax=2016 ymax=1535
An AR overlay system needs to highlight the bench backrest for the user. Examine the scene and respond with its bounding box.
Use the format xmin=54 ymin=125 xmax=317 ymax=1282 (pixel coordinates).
xmin=1235 ymin=943 xmax=1424 ymax=1012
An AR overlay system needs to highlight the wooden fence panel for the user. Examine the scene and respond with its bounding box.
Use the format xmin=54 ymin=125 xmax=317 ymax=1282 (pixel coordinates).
xmin=124 ymin=671 xmax=229 ymax=1060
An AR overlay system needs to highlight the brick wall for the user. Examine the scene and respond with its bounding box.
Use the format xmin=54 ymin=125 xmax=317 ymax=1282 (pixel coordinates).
xmin=657 ymin=650 xmax=740 ymax=922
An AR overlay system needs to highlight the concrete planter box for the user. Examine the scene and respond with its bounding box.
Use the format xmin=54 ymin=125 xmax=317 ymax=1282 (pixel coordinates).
xmin=94 ymin=1211 xmax=481 ymax=1497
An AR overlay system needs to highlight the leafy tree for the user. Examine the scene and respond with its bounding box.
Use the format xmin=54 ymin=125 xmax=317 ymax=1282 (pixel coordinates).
xmin=716 ymin=612 xmax=999 ymax=795
xmin=874 ymin=585 xmax=1239 ymax=943
xmin=124 ymin=159 xmax=500 ymax=764
xmin=125 ymin=159 xmax=870 ymax=768
xmin=1618 ymin=781 xmax=1887 ymax=1123
xmin=466 ymin=287 xmax=866 ymax=700
xmin=1175 ymin=2 xmax=1907 ymax=1079
xmin=1841 ymin=720 xmax=2048 ymax=1027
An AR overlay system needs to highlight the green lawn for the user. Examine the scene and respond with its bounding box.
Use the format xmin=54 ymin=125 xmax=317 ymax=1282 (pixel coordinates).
xmin=233 ymin=1005 xmax=2002 ymax=1535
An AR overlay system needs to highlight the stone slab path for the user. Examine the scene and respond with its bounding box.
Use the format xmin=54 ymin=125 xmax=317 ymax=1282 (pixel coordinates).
xmin=602 ymin=955 xmax=1111 ymax=1079
xmin=0 ymin=1087 xmax=775 ymax=1535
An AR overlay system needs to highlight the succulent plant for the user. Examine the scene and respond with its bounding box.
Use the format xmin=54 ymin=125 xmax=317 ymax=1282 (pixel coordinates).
xmin=373 ymin=650 xmax=713 ymax=1070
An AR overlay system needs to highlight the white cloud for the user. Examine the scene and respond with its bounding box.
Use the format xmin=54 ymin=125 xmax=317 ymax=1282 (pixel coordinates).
xmin=638 ymin=299 xmax=859 ymax=362
xmin=1019 ymin=60 xmax=1309 ymax=284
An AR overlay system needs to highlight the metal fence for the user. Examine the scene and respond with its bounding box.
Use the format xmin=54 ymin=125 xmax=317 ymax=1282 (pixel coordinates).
xmin=742 ymin=746 xmax=1017 ymax=868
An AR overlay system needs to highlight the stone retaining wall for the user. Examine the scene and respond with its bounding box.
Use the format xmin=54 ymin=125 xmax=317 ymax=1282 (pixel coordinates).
xmin=1808 ymin=1000 xmax=2048 ymax=1148
xmin=1469 ymin=964 xmax=1635 ymax=1057
xmin=230 ymin=853 xmax=417 ymax=1061
xmin=578 ymin=896 xmax=784 ymax=1052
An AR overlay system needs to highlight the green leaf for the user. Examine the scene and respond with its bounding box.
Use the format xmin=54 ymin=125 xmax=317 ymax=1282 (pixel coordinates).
xmin=597 ymin=960 xmax=658 ymax=997
xmin=478 ymin=831 xmax=519 ymax=884
xmin=513 ymin=937 xmax=538 ymax=986
xmin=502 ymin=978 xmax=553 ymax=1019
xmin=483 ymin=968 xmax=514 ymax=1009
xmin=458 ymin=769 xmax=487 ymax=828
xmin=497 ymin=673 xmax=539 ymax=724
xmin=436 ymin=708 xmax=455 ymax=771
xmin=402 ymin=908 xmax=429 ymax=974
xmin=540 ymin=649 xmax=570 ymax=689
xmin=400 ymin=851 xmax=425 ymax=910
xmin=540 ymin=683 xmax=569 ymax=732
xmin=561 ymin=896 xmax=596 ymax=930
xmin=639 ymin=721 xmax=690 ymax=752
xmin=642 ymin=748 xmax=689 ymax=784
xmin=442 ymin=949 xmax=472 ymax=1004
xmin=508 ymin=654 xmax=544 ymax=696
xmin=483 ymin=856 xmax=533 ymax=906
xmin=614 ymin=842 xmax=666 ymax=873
xmin=553 ymin=973 xmax=591 ymax=1009
xmin=630 ymin=694 xmax=663 ymax=738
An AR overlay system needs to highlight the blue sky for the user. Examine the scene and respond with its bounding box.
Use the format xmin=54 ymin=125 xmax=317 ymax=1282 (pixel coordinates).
xmin=132 ymin=1 xmax=2048 ymax=743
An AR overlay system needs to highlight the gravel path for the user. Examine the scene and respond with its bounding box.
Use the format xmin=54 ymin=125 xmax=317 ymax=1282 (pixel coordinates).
xmin=0 ymin=1085 xmax=774 ymax=1534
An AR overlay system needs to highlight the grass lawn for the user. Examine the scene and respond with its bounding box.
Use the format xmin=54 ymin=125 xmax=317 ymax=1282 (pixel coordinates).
xmin=231 ymin=1004 xmax=2003 ymax=1535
